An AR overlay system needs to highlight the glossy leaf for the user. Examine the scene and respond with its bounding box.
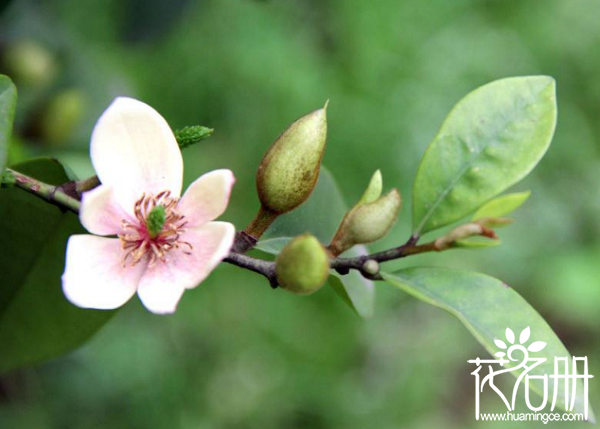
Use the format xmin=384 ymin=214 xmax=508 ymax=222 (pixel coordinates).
xmin=0 ymin=75 xmax=18 ymax=174
xmin=412 ymin=76 xmax=556 ymax=234
xmin=472 ymin=191 xmax=531 ymax=220
xmin=257 ymin=167 xmax=375 ymax=318
xmin=382 ymin=267 xmax=594 ymax=420
xmin=0 ymin=158 xmax=115 ymax=374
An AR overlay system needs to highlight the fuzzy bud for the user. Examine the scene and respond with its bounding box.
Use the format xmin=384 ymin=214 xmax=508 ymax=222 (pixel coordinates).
xmin=275 ymin=234 xmax=330 ymax=295
xmin=329 ymin=170 xmax=401 ymax=255
xmin=256 ymin=104 xmax=328 ymax=215
xmin=347 ymin=189 xmax=401 ymax=244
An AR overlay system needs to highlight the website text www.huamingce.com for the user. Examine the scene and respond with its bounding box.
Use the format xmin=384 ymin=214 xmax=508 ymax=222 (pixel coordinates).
xmin=479 ymin=412 xmax=585 ymax=424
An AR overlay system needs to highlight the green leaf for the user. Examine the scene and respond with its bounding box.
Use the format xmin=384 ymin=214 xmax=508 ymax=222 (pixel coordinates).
xmin=254 ymin=237 xmax=291 ymax=255
xmin=472 ymin=191 xmax=531 ymax=220
xmin=382 ymin=267 xmax=595 ymax=420
xmin=0 ymin=75 xmax=18 ymax=175
xmin=0 ymin=158 xmax=115 ymax=374
xmin=257 ymin=167 xmax=375 ymax=318
xmin=326 ymin=267 xmax=374 ymax=318
xmin=412 ymin=76 xmax=556 ymax=235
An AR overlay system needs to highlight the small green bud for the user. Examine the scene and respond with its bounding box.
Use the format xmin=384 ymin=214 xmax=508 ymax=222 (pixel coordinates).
xmin=346 ymin=189 xmax=402 ymax=244
xmin=275 ymin=234 xmax=330 ymax=295
xmin=362 ymin=259 xmax=380 ymax=276
xmin=146 ymin=205 xmax=166 ymax=239
xmin=358 ymin=170 xmax=382 ymax=205
xmin=174 ymin=125 xmax=213 ymax=149
xmin=256 ymin=103 xmax=328 ymax=214
xmin=329 ymin=172 xmax=401 ymax=255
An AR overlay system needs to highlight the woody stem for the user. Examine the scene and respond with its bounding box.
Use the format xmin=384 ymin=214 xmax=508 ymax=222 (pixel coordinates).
xmin=4 ymin=170 xmax=451 ymax=286
xmin=4 ymin=168 xmax=81 ymax=213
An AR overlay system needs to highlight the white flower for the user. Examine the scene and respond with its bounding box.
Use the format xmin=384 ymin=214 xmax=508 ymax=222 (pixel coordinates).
xmin=62 ymin=97 xmax=235 ymax=314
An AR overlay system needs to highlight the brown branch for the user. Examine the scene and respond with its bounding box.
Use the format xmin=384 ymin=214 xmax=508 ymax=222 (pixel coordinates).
xmin=223 ymin=252 xmax=278 ymax=287
xmin=4 ymin=170 xmax=473 ymax=287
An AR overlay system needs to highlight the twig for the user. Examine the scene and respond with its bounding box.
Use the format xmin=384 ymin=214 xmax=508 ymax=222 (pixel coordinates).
xmin=223 ymin=236 xmax=442 ymax=284
xmin=75 ymin=175 xmax=101 ymax=195
xmin=3 ymin=170 xmax=464 ymax=286
xmin=6 ymin=168 xmax=81 ymax=213
xmin=330 ymin=240 xmax=436 ymax=271
xmin=223 ymin=252 xmax=278 ymax=288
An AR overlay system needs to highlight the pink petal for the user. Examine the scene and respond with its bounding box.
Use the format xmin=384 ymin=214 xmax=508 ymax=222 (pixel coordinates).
xmin=80 ymin=185 xmax=131 ymax=235
xmin=90 ymin=97 xmax=183 ymax=210
xmin=62 ymin=235 xmax=147 ymax=310
xmin=136 ymin=221 xmax=235 ymax=314
xmin=177 ymin=169 xmax=235 ymax=227
xmin=135 ymin=276 xmax=185 ymax=315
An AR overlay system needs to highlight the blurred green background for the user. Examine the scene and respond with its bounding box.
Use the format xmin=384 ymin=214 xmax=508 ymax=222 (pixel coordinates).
xmin=1 ymin=0 xmax=599 ymax=428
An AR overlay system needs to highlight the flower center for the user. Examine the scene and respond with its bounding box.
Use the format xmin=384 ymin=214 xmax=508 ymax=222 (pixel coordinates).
xmin=119 ymin=191 xmax=192 ymax=267
xmin=146 ymin=205 xmax=166 ymax=239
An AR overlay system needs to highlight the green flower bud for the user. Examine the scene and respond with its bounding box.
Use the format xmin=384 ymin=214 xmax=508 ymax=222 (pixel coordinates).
xmin=346 ymin=189 xmax=401 ymax=244
xmin=256 ymin=103 xmax=328 ymax=214
xmin=174 ymin=125 xmax=213 ymax=149
xmin=358 ymin=169 xmax=382 ymax=205
xmin=362 ymin=259 xmax=380 ymax=277
xmin=275 ymin=234 xmax=330 ymax=295
xmin=329 ymin=171 xmax=401 ymax=255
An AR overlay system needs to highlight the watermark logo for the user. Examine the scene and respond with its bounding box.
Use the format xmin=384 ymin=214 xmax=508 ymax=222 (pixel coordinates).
xmin=468 ymin=327 xmax=593 ymax=423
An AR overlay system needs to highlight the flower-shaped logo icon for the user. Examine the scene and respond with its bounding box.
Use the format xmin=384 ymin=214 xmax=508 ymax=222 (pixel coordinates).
xmin=494 ymin=327 xmax=546 ymax=360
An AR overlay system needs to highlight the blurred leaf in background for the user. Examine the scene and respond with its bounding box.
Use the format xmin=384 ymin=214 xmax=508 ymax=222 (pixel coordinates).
xmin=0 ymin=158 xmax=115 ymax=375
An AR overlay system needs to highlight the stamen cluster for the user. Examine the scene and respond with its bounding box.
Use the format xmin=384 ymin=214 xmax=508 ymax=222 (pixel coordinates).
xmin=119 ymin=191 xmax=191 ymax=266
